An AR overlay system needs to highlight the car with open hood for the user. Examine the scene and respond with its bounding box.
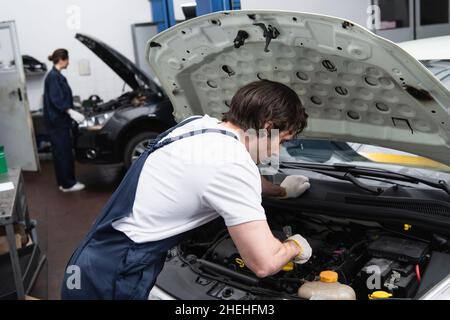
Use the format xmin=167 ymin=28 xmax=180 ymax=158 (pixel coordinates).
xmin=144 ymin=10 xmax=450 ymax=300
xmin=71 ymin=33 xmax=176 ymax=168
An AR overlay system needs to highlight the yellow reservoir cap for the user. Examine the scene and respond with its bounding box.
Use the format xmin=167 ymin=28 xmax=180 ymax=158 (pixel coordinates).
xmin=319 ymin=270 xmax=338 ymax=283
xmin=234 ymin=258 xmax=245 ymax=268
xmin=282 ymin=262 xmax=294 ymax=272
xmin=369 ymin=291 xmax=393 ymax=299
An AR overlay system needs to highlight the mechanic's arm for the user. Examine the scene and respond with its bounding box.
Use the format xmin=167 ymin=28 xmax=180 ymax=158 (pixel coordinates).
xmin=228 ymin=220 xmax=310 ymax=278
xmin=261 ymin=176 xmax=286 ymax=197
xmin=47 ymin=76 xmax=71 ymax=112
xmin=203 ymin=163 xmax=311 ymax=278
xmin=47 ymin=76 xmax=85 ymax=123
xmin=261 ymin=175 xmax=310 ymax=198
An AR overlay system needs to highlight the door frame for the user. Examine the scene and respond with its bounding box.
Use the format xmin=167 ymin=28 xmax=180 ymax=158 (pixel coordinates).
xmin=0 ymin=20 xmax=39 ymax=171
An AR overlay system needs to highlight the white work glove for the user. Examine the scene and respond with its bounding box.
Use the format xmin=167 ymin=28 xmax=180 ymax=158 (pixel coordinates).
xmin=280 ymin=175 xmax=310 ymax=198
xmin=67 ymin=109 xmax=85 ymax=124
xmin=286 ymin=234 xmax=312 ymax=264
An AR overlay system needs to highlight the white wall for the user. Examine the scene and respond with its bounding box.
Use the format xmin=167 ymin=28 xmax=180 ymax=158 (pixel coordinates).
xmin=241 ymin=0 xmax=371 ymax=27
xmin=1 ymin=0 xmax=152 ymax=111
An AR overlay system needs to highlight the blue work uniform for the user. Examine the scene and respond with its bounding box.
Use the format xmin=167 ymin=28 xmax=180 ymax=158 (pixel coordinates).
xmin=60 ymin=116 xmax=237 ymax=300
xmin=43 ymin=67 xmax=76 ymax=188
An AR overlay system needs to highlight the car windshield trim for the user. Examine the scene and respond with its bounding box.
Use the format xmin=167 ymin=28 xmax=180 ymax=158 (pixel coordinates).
xmin=280 ymin=161 xmax=450 ymax=196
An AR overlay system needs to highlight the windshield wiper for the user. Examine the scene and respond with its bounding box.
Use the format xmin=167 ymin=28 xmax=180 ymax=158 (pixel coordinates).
xmin=280 ymin=162 xmax=450 ymax=196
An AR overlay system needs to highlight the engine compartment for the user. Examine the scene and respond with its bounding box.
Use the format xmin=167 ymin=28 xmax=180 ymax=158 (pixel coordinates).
xmin=81 ymin=88 xmax=159 ymax=116
xmin=178 ymin=212 xmax=436 ymax=300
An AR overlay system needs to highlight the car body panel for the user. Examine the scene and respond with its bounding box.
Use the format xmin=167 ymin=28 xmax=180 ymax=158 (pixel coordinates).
xmin=146 ymin=10 xmax=450 ymax=166
xmin=398 ymin=36 xmax=450 ymax=61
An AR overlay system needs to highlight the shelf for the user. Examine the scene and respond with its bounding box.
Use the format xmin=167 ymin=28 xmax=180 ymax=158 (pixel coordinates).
xmin=0 ymin=169 xmax=45 ymax=299
xmin=0 ymin=228 xmax=46 ymax=299
xmin=25 ymin=71 xmax=46 ymax=77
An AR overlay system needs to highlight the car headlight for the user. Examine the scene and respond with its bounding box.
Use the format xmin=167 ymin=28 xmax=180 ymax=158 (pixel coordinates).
xmin=79 ymin=111 xmax=115 ymax=130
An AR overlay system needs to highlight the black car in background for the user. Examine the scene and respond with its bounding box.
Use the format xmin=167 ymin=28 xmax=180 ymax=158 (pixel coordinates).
xmin=73 ymin=34 xmax=176 ymax=168
xmin=32 ymin=33 xmax=176 ymax=168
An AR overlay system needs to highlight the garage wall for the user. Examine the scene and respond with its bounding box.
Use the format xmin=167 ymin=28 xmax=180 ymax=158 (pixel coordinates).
xmin=1 ymin=0 xmax=152 ymax=111
xmin=241 ymin=0 xmax=371 ymax=27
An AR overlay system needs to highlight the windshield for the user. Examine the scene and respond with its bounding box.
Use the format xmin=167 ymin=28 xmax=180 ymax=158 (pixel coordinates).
xmin=280 ymin=139 xmax=450 ymax=181
xmin=422 ymin=60 xmax=450 ymax=89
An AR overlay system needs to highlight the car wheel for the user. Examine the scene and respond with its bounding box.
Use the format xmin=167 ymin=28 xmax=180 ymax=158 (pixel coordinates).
xmin=124 ymin=131 xmax=159 ymax=169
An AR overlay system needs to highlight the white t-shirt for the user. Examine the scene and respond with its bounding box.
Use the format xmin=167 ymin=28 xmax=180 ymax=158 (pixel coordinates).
xmin=112 ymin=115 xmax=266 ymax=243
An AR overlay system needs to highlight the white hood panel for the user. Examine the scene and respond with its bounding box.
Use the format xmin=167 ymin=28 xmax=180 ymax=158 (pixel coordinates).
xmin=147 ymin=10 xmax=450 ymax=165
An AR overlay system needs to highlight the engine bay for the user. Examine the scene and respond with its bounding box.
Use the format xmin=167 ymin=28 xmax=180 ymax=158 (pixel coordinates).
xmin=177 ymin=212 xmax=440 ymax=300
xmin=81 ymin=88 xmax=159 ymax=116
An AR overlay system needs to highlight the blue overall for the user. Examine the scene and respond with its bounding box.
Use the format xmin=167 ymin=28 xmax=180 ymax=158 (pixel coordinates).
xmin=43 ymin=67 xmax=76 ymax=188
xmin=61 ymin=116 xmax=237 ymax=300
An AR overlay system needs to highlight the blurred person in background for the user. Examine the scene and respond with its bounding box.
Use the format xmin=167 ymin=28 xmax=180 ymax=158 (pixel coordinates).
xmin=43 ymin=48 xmax=85 ymax=192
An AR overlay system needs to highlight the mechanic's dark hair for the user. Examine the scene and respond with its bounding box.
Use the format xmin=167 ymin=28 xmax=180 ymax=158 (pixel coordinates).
xmin=48 ymin=48 xmax=69 ymax=64
xmin=222 ymin=80 xmax=308 ymax=135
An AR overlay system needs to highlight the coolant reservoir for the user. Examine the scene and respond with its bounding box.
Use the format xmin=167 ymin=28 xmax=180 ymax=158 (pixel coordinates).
xmin=298 ymin=271 xmax=356 ymax=300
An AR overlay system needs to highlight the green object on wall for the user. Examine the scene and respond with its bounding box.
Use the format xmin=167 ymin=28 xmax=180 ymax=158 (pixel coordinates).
xmin=0 ymin=145 xmax=8 ymax=174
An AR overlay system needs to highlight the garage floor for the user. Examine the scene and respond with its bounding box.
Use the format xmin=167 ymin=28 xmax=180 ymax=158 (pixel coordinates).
xmin=23 ymin=160 xmax=123 ymax=299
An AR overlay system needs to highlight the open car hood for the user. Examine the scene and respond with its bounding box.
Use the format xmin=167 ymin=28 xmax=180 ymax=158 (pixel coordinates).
xmin=146 ymin=10 xmax=450 ymax=166
xmin=76 ymin=33 xmax=161 ymax=93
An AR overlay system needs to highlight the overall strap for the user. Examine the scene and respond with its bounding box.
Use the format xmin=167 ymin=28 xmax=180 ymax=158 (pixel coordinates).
xmin=150 ymin=116 xmax=203 ymax=147
xmin=153 ymin=128 xmax=238 ymax=151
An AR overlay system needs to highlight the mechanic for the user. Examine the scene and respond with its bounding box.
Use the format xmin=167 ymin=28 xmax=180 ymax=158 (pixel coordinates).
xmin=61 ymin=80 xmax=312 ymax=299
xmin=43 ymin=48 xmax=85 ymax=192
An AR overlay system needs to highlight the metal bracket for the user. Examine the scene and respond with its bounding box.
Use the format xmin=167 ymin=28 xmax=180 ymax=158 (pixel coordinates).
xmin=254 ymin=23 xmax=280 ymax=52
xmin=233 ymin=30 xmax=249 ymax=48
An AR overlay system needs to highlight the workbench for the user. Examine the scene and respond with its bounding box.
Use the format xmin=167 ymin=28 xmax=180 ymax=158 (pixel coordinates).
xmin=0 ymin=168 xmax=46 ymax=299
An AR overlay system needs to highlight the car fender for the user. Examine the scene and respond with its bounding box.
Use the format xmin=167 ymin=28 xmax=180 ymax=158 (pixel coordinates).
xmin=109 ymin=101 xmax=176 ymax=156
